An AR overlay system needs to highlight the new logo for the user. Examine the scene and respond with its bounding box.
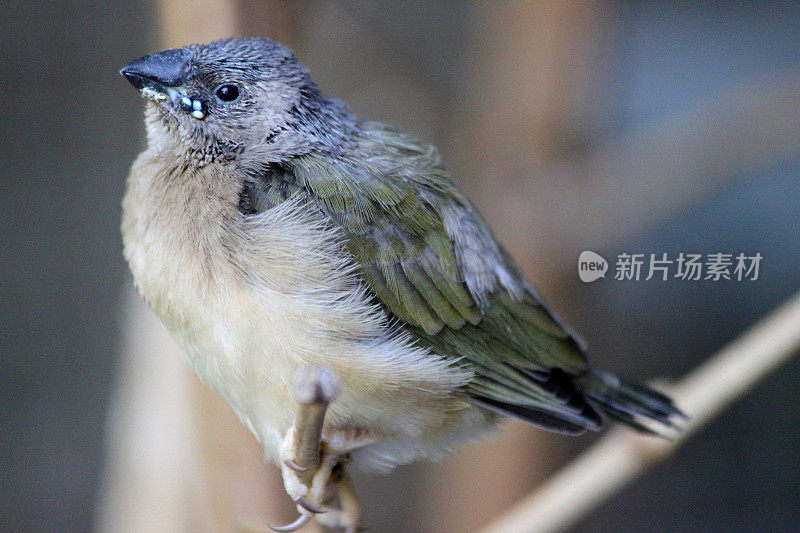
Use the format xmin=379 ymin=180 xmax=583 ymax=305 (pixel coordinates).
xmin=578 ymin=251 xmax=608 ymax=282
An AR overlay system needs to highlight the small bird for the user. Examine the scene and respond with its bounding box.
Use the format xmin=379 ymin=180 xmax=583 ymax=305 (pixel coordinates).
xmin=120 ymin=38 xmax=683 ymax=531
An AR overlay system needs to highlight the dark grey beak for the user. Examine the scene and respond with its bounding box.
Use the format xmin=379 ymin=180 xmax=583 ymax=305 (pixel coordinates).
xmin=120 ymin=48 xmax=192 ymax=91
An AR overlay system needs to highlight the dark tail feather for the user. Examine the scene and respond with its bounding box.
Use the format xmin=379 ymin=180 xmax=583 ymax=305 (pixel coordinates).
xmin=471 ymin=395 xmax=596 ymax=435
xmin=579 ymin=369 xmax=687 ymax=435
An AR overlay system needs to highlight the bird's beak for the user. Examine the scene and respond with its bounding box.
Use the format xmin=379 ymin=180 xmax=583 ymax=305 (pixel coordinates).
xmin=120 ymin=48 xmax=191 ymax=102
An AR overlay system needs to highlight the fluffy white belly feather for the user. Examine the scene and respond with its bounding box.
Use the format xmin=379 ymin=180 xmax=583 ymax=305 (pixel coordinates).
xmin=121 ymin=150 xmax=493 ymax=470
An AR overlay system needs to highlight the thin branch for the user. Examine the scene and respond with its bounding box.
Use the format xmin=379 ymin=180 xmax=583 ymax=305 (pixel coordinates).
xmin=482 ymin=291 xmax=800 ymax=533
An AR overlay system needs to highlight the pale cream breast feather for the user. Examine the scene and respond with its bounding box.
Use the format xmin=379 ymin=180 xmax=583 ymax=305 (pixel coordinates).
xmin=121 ymin=119 xmax=492 ymax=468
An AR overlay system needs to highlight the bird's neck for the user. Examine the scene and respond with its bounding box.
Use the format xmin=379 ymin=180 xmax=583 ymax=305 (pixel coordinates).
xmin=121 ymin=144 xmax=242 ymax=322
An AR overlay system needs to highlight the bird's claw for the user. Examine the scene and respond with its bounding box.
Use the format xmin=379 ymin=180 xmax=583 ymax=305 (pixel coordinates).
xmin=283 ymin=457 xmax=308 ymax=472
xmin=268 ymin=513 xmax=313 ymax=532
xmin=268 ymin=496 xmax=324 ymax=533
xmin=296 ymin=496 xmax=326 ymax=514
xmin=277 ymin=426 xmax=372 ymax=531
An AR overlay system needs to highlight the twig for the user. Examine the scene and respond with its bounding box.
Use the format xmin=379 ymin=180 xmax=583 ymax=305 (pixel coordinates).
xmin=482 ymin=291 xmax=800 ymax=533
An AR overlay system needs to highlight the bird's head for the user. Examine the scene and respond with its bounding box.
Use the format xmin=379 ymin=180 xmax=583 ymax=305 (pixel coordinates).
xmin=121 ymin=38 xmax=354 ymax=164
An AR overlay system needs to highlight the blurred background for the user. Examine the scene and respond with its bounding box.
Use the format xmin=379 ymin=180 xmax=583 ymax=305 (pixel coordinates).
xmin=2 ymin=1 xmax=799 ymax=532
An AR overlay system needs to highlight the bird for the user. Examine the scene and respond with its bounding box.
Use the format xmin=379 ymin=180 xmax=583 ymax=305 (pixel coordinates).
xmin=120 ymin=37 xmax=684 ymax=531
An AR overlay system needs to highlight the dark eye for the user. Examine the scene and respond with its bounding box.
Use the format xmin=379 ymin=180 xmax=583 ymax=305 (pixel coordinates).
xmin=215 ymin=84 xmax=240 ymax=102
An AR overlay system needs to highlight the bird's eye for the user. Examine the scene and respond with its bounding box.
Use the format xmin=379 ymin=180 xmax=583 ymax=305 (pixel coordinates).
xmin=215 ymin=84 xmax=240 ymax=103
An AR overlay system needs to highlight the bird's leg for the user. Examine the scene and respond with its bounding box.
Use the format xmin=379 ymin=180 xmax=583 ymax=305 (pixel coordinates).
xmin=270 ymin=367 xmax=374 ymax=532
xmin=277 ymin=426 xmax=328 ymax=513
xmin=275 ymin=426 xmax=374 ymax=531
xmin=278 ymin=426 xmax=376 ymax=507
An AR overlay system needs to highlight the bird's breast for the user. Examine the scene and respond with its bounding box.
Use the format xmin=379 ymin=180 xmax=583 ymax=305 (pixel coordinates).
xmin=121 ymin=150 xmax=480 ymax=464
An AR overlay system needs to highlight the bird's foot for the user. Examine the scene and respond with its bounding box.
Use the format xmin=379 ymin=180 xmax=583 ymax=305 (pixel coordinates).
xmin=315 ymin=464 xmax=363 ymax=533
xmin=271 ymin=426 xmax=374 ymax=532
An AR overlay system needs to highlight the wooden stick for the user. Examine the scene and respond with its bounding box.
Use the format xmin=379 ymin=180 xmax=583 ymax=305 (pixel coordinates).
xmin=482 ymin=291 xmax=800 ymax=533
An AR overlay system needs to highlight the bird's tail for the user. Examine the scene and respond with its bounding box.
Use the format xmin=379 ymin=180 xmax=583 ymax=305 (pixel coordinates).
xmin=579 ymin=369 xmax=687 ymax=435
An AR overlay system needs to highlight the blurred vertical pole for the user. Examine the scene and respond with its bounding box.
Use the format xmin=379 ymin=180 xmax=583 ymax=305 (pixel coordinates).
xmin=97 ymin=290 xmax=205 ymax=533
xmin=158 ymin=0 xmax=237 ymax=49
xmin=235 ymin=0 xmax=299 ymax=45
xmin=429 ymin=2 xmax=614 ymax=532
xmin=461 ymin=1 xmax=611 ymax=170
xmin=455 ymin=0 xmax=616 ymax=271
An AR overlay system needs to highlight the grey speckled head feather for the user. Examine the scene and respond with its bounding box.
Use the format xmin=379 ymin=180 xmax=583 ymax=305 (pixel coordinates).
xmin=121 ymin=37 xmax=357 ymax=165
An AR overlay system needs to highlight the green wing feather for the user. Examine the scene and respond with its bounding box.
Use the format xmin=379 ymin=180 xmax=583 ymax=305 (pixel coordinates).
xmin=278 ymin=122 xmax=604 ymax=432
xmin=241 ymin=121 xmax=683 ymax=433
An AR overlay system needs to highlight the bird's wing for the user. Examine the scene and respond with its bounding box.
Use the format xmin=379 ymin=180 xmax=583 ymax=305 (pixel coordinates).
xmin=271 ymin=122 xmax=600 ymax=432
